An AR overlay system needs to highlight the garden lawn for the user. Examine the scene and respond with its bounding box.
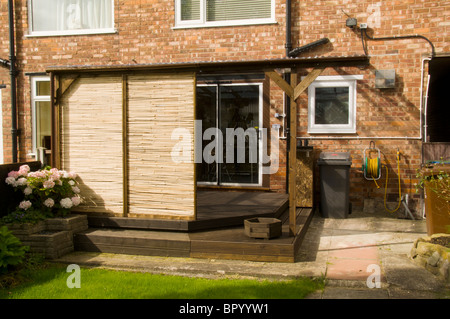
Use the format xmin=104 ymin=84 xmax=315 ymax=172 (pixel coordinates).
xmin=0 ymin=264 xmax=324 ymax=299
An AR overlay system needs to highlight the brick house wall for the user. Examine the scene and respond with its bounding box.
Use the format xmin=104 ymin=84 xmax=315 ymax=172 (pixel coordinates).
xmin=0 ymin=0 xmax=448 ymax=216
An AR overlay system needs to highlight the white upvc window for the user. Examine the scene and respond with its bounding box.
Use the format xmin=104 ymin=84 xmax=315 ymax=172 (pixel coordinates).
xmin=28 ymin=0 xmax=115 ymax=37
xmin=307 ymin=75 xmax=363 ymax=134
xmin=31 ymin=76 xmax=52 ymax=158
xmin=174 ymin=0 xmax=275 ymax=29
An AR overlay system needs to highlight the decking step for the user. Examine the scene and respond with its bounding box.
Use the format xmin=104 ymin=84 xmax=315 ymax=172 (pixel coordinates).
xmin=73 ymin=207 xmax=314 ymax=263
xmin=74 ymin=228 xmax=191 ymax=257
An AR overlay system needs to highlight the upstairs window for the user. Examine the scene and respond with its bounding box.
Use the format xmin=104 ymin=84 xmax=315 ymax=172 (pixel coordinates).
xmin=28 ymin=0 xmax=114 ymax=36
xmin=175 ymin=0 xmax=275 ymax=28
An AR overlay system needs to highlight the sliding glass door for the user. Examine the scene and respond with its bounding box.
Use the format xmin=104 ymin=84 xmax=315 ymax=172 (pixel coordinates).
xmin=196 ymin=83 xmax=262 ymax=186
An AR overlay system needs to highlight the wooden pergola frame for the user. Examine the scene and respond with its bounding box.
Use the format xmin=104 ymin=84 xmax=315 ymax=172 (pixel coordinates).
xmin=266 ymin=67 xmax=325 ymax=235
xmin=48 ymin=55 xmax=369 ymax=230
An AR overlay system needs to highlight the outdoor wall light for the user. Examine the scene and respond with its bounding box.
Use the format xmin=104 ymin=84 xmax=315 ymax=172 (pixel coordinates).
xmin=346 ymin=17 xmax=358 ymax=28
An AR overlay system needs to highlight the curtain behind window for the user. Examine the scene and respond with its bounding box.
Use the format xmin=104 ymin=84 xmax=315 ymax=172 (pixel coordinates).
xmin=181 ymin=0 xmax=201 ymax=21
xmin=207 ymin=0 xmax=271 ymax=21
xmin=31 ymin=0 xmax=112 ymax=32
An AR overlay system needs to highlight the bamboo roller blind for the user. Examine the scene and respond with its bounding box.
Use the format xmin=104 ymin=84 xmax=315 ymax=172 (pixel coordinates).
xmin=60 ymin=76 xmax=124 ymax=215
xmin=59 ymin=73 xmax=196 ymax=219
xmin=127 ymin=73 xmax=195 ymax=219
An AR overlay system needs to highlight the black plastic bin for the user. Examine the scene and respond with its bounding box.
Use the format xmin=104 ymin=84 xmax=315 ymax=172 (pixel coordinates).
xmin=318 ymin=152 xmax=352 ymax=218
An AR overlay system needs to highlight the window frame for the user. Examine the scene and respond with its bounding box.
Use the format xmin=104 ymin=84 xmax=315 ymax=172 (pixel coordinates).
xmin=174 ymin=0 xmax=276 ymax=29
xmin=27 ymin=0 xmax=116 ymax=37
xmin=307 ymin=75 xmax=363 ymax=134
xmin=31 ymin=76 xmax=51 ymax=155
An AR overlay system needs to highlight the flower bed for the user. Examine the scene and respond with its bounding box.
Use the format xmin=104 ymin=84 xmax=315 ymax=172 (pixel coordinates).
xmin=2 ymin=164 xmax=87 ymax=259
xmin=4 ymin=165 xmax=81 ymax=219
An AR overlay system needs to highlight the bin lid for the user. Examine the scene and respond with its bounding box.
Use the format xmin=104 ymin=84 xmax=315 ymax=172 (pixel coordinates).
xmin=318 ymin=152 xmax=352 ymax=165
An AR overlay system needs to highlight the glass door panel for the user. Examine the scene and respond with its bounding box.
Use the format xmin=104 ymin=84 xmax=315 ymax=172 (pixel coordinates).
xmin=196 ymin=85 xmax=217 ymax=183
xmin=219 ymin=85 xmax=260 ymax=185
xmin=196 ymin=83 xmax=261 ymax=186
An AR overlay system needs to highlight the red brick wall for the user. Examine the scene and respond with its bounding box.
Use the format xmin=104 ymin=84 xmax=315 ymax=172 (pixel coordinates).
xmin=1 ymin=0 xmax=449 ymax=215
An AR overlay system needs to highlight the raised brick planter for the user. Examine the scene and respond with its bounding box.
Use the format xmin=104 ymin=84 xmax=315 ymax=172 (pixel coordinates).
xmin=411 ymin=233 xmax=450 ymax=284
xmin=7 ymin=214 xmax=88 ymax=259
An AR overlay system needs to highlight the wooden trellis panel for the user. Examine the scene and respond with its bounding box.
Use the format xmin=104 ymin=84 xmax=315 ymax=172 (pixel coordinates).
xmin=60 ymin=76 xmax=124 ymax=216
xmin=127 ymin=73 xmax=196 ymax=219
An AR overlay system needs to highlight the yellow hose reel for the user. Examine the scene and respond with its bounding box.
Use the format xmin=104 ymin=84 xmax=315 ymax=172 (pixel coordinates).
xmin=362 ymin=141 xmax=402 ymax=214
xmin=362 ymin=141 xmax=381 ymax=185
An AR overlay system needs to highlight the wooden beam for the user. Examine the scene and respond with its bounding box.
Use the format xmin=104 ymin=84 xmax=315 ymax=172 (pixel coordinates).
xmin=265 ymin=71 xmax=294 ymax=98
xmin=288 ymin=73 xmax=298 ymax=237
xmin=293 ymin=67 xmax=325 ymax=100
xmin=122 ymin=74 xmax=129 ymax=217
xmin=55 ymin=75 xmax=80 ymax=106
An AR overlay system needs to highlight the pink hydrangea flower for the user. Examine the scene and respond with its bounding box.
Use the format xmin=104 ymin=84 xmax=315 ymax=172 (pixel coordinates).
xmin=44 ymin=198 xmax=55 ymax=208
xmin=19 ymin=200 xmax=32 ymax=210
xmin=18 ymin=165 xmax=30 ymax=176
xmin=23 ymin=187 xmax=33 ymax=196
xmin=71 ymin=197 xmax=81 ymax=206
xmin=60 ymin=198 xmax=73 ymax=209
xmin=43 ymin=180 xmax=55 ymax=189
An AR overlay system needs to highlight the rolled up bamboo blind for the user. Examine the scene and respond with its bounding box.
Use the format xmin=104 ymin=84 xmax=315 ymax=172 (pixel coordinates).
xmin=60 ymin=76 xmax=124 ymax=216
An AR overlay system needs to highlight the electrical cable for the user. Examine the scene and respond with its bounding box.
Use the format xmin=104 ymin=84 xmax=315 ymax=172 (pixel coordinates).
xmin=361 ymin=28 xmax=368 ymax=56
xmin=362 ymin=28 xmax=435 ymax=57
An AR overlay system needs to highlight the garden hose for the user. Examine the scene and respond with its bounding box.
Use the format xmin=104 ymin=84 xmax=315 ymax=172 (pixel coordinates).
xmin=362 ymin=143 xmax=402 ymax=214
xmin=384 ymin=149 xmax=402 ymax=214
xmin=366 ymin=157 xmax=381 ymax=188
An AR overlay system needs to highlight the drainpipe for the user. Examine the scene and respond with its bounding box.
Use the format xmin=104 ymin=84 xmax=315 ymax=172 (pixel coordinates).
xmin=8 ymin=0 xmax=18 ymax=163
xmin=285 ymin=0 xmax=292 ymax=57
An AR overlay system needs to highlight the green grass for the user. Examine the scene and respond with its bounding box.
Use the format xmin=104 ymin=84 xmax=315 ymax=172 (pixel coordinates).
xmin=0 ymin=263 xmax=324 ymax=299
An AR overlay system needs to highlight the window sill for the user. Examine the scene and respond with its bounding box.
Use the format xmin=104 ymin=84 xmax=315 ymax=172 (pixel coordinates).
xmin=173 ymin=19 xmax=277 ymax=30
xmin=25 ymin=28 xmax=117 ymax=38
xmin=307 ymin=130 xmax=357 ymax=135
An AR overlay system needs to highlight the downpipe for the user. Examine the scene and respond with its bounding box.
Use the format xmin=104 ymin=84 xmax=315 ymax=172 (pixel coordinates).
xmin=8 ymin=0 xmax=18 ymax=163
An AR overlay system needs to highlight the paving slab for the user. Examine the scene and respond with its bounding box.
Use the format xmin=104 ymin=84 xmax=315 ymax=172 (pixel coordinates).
xmin=54 ymin=212 xmax=450 ymax=299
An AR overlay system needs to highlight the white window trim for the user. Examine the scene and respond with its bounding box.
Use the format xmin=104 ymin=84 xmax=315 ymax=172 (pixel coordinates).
xmin=31 ymin=76 xmax=51 ymax=155
xmin=27 ymin=0 xmax=116 ymax=37
xmin=307 ymin=75 xmax=363 ymax=134
xmin=174 ymin=0 xmax=276 ymax=29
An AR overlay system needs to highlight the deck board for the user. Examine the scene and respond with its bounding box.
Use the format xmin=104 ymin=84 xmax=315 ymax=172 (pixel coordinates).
xmin=87 ymin=191 xmax=289 ymax=231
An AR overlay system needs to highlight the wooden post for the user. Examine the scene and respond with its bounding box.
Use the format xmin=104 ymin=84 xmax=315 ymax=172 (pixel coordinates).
xmin=122 ymin=74 xmax=129 ymax=217
xmin=266 ymin=67 xmax=325 ymax=237
xmin=288 ymin=73 xmax=298 ymax=236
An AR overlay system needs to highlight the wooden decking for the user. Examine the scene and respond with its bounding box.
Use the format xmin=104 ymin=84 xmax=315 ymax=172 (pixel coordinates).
xmin=87 ymin=191 xmax=289 ymax=231
xmin=74 ymin=191 xmax=314 ymax=262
